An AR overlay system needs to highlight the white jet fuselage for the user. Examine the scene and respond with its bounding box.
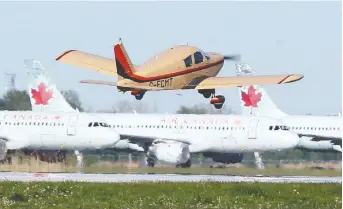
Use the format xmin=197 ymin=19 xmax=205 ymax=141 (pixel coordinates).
xmin=0 ymin=111 xmax=120 ymax=151
xmin=279 ymin=115 xmax=341 ymax=150
xmin=91 ymin=113 xmax=300 ymax=153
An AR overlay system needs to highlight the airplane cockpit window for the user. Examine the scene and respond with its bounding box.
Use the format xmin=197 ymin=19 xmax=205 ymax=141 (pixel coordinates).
xmin=274 ymin=126 xmax=280 ymax=130
xmin=280 ymin=125 xmax=290 ymax=130
xmin=200 ymin=50 xmax=210 ymax=61
xmin=89 ymin=122 xmax=110 ymax=127
xmin=183 ymin=55 xmax=192 ymax=67
xmin=99 ymin=122 xmax=110 ymax=127
xmin=194 ymin=51 xmax=203 ymax=64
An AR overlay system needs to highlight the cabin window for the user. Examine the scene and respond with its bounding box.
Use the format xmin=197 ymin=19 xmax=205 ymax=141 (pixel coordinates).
xmin=183 ymin=55 xmax=192 ymax=67
xmin=194 ymin=51 xmax=203 ymax=64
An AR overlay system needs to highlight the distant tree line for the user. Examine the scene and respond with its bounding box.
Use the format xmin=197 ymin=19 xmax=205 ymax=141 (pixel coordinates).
xmin=0 ymin=89 xmax=341 ymax=162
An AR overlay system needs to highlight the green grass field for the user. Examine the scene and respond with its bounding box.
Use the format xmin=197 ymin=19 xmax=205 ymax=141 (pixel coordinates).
xmin=0 ymin=182 xmax=340 ymax=209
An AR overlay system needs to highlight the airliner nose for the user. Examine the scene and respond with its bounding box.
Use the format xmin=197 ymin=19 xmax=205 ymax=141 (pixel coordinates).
xmin=283 ymin=132 xmax=300 ymax=149
xmin=103 ymin=129 xmax=121 ymax=148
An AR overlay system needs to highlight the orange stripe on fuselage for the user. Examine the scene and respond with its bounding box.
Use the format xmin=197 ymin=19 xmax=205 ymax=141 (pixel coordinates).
xmin=114 ymin=44 xmax=224 ymax=82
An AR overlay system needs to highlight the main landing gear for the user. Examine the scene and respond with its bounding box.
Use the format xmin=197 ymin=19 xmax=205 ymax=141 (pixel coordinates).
xmin=131 ymin=90 xmax=145 ymax=100
xmin=198 ymin=89 xmax=225 ymax=109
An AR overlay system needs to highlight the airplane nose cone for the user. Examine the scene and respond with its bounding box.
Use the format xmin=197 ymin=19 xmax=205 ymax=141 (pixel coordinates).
xmin=104 ymin=129 xmax=121 ymax=147
xmin=285 ymin=132 xmax=300 ymax=149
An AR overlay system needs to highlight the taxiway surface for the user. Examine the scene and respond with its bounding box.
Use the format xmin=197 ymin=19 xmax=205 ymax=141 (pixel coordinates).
xmin=0 ymin=172 xmax=340 ymax=183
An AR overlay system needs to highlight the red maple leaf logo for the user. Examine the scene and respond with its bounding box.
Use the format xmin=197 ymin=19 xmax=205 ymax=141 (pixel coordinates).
xmin=241 ymin=86 xmax=262 ymax=107
xmin=31 ymin=82 xmax=53 ymax=105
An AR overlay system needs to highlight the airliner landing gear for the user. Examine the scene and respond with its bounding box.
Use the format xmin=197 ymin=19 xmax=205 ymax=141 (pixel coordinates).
xmin=74 ymin=150 xmax=84 ymax=172
xmin=210 ymin=95 xmax=225 ymax=109
xmin=146 ymin=157 xmax=155 ymax=167
xmin=254 ymin=152 xmax=265 ymax=170
xmin=175 ymin=159 xmax=191 ymax=168
xmin=131 ymin=90 xmax=145 ymax=100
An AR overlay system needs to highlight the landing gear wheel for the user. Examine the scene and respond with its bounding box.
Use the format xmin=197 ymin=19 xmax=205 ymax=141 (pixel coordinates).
xmin=214 ymin=104 xmax=223 ymax=109
xmin=210 ymin=95 xmax=225 ymax=109
xmin=175 ymin=159 xmax=191 ymax=168
xmin=135 ymin=94 xmax=144 ymax=100
xmin=203 ymin=92 xmax=212 ymax=98
xmin=146 ymin=157 xmax=155 ymax=167
xmin=198 ymin=89 xmax=215 ymax=99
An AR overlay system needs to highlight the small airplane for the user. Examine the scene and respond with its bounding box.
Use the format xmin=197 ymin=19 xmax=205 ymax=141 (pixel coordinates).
xmin=55 ymin=39 xmax=304 ymax=109
xmin=236 ymin=63 xmax=342 ymax=152
xmin=26 ymin=60 xmax=300 ymax=168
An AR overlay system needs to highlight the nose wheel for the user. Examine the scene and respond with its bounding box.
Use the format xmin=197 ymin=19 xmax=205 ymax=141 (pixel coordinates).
xmin=131 ymin=90 xmax=145 ymax=100
xmin=210 ymin=95 xmax=225 ymax=109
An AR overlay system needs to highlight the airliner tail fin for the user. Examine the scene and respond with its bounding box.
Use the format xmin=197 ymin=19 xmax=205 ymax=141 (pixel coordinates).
xmin=235 ymin=63 xmax=288 ymax=117
xmin=25 ymin=59 xmax=75 ymax=112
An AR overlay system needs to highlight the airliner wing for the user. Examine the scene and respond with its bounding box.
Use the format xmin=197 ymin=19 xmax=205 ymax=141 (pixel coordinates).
xmin=193 ymin=74 xmax=304 ymax=89
xmin=119 ymin=133 xmax=191 ymax=145
xmin=56 ymin=50 xmax=118 ymax=77
xmin=299 ymin=134 xmax=341 ymax=141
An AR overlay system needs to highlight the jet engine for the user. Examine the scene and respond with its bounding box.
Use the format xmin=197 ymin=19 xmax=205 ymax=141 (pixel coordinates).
xmin=203 ymin=152 xmax=243 ymax=164
xmin=148 ymin=141 xmax=190 ymax=164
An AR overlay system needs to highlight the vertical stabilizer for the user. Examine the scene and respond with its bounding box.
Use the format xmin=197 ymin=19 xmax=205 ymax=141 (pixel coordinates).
xmin=114 ymin=38 xmax=139 ymax=82
xmin=25 ymin=59 xmax=75 ymax=112
xmin=235 ymin=63 xmax=287 ymax=117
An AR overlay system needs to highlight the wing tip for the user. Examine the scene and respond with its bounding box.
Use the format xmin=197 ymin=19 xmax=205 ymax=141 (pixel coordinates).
xmin=56 ymin=50 xmax=77 ymax=61
xmin=279 ymin=74 xmax=304 ymax=84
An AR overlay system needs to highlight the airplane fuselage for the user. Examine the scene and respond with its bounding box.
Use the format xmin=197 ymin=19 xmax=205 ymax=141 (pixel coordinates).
xmin=0 ymin=111 xmax=120 ymax=151
xmin=89 ymin=113 xmax=300 ymax=153
xmin=278 ymin=115 xmax=341 ymax=151
xmin=118 ymin=60 xmax=224 ymax=90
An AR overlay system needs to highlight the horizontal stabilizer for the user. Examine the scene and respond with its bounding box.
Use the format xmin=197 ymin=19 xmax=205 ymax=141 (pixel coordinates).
xmin=195 ymin=74 xmax=304 ymax=90
xmin=80 ymin=79 xmax=163 ymax=90
xmin=80 ymin=79 xmax=118 ymax=86
xmin=56 ymin=50 xmax=118 ymax=77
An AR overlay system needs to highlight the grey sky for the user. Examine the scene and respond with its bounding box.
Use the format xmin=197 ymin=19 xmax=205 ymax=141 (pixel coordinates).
xmin=0 ymin=1 xmax=341 ymax=114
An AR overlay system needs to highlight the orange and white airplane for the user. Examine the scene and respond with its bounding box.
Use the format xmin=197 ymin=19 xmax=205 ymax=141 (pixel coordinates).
xmin=56 ymin=38 xmax=304 ymax=109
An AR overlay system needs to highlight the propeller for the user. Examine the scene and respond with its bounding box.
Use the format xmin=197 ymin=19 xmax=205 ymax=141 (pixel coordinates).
xmin=223 ymin=54 xmax=241 ymax=61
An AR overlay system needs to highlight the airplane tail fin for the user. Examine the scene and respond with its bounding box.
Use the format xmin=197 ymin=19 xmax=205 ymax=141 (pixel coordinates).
xmin=114 ymin=38 xmax=140 ymax=82
xmin=235 ymin=63 xmax=288 ymax=117
xmin=25 ymin=59 xmax=76 ymax=112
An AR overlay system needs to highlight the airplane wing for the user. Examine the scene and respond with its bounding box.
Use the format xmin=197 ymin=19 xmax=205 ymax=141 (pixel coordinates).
xmin=120 ymin=133 xmax=191 ymax=145
xmin=79 ymin=79 xmax=164 ymax=90
xmin=193 ymin=74 xmax=304 ymax=89
xmin=56 ymin=50 xmax=118 ymax=77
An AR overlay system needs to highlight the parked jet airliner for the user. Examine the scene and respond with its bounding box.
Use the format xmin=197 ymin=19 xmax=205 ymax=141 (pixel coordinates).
xmin=0 ymin=110 xmax=121 ymax=162
xmin=25 ymin=60 xmax=300 ymax=167
xmin=236 ymin=63 xmax=342 ymax=152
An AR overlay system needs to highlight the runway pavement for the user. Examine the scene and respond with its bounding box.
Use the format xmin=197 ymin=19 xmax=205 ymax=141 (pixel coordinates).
xmin=0 ymin=172 xmax=340 ymax=183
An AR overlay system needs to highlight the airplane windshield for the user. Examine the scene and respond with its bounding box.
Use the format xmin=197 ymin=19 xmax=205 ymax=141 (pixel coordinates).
xmin=280 ymin=125 xmax=290 ymax=130
xmin=269 ymin=125 xmax=290 ymax=131
xmin=88 ymin=122 xmax=110 ymax=127
xmin=200 ymin=50 xmax=210 ymax=61
xmin=194 ymin=51 xmax=204 ymax=64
